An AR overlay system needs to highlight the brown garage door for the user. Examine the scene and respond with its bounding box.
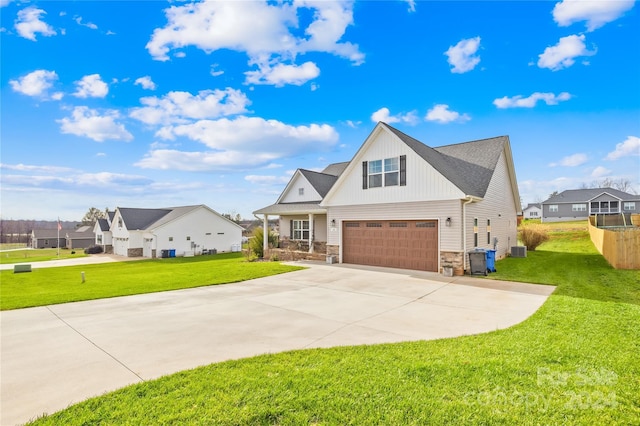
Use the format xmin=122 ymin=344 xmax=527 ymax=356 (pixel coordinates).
xmin=342 ymin=220 xmax=438 ymax=271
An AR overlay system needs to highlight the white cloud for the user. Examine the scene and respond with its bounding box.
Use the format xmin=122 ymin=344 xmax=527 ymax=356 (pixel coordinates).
xmin=134 ymin=75 xmax=157 ymax=90
xmin=345 ymin=120 xmax=361 ymax=128
xmin=14 ymin=6 xmax=56 ymax=41
xmin=74 ymin=16 xmax=98 ymax=30
xmin=549 ymin=153 xmax=588 ymax=167
xmin=73 ymin=74 xmax=109 ymax=98
xmin=553 ymin=0 xmax=635 ymax=31
xmin=210 ymin=64 xmax=224 ymax=77
xmin=58 ymin=106 xmax=133 ymax=142
xmin=405 ymin=0 xmax=416 ymax=13
xmin=9 ymin=69 xmax=58 ymax=97
xmin=0 ymin=163 xmax=74 ymax=173
xmin=371 ymin=107 xmax=418 ymax=125
xmin=244 ymin=175 xmax=290 ymax=185
xmin=425 ymin=104 xmax=470 ymax=124
xmin=138 ymin=116 xmax=338 ymax=171
xmin=591 ymin=166 xmax=611 ymax=178
xmin=493 ymin=92 xmax=572 ymax=108
xmin=537 ymin=34 xmax=595 ymax=71
xmin=245 ymin=61 xmax=320 ymax=87
xmin=130 ymin=88 xmax=249 ymax=125
xmin=146 ymin=1 xmax=363 ymax=86
xmin=605 ymin=136 xmax=640 ymax=160
xmin=444 ymin=36 xmax=481 ymax=74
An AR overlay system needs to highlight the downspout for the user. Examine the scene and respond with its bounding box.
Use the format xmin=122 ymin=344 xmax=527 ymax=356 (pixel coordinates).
xmin=462 ymin=195 xmax=480 ymax=271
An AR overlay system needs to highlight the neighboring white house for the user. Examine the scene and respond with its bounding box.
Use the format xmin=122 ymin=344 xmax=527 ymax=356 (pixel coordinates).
xmin=523 ymin=203 xmax=542 ymax=220
xmin=254 ymin=122 xmax=522 ymax=274
xmin=109 ymin=205 xmax=243 ymax=258
xmin=93 ymin=210 xmax=115 ymax=252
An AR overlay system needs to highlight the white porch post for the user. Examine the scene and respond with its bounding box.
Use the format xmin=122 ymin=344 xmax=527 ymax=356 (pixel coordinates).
xmin=308 ymin=213 xmax=314 ymax=253
xmin=263 ymin=214 xmax=269 ymax=256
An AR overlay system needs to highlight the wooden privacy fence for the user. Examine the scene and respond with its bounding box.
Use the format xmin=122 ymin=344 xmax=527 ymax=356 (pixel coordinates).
xmin=588 ymin=216 xmax=640 ymax=270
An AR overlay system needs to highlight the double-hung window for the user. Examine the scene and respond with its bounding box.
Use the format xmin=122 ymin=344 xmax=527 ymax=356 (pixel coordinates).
xmin=365 ymin=156 xmax=404 ymax=189
xmin=384 ymin=157 xmax=399 ymax=186
xmin=292 ymin=220 xmax=309 ymax=240
xmin=368 ymin=160 xmax=383 ymax=188
xmin=624 ymin=202 xmax=636 ymax=211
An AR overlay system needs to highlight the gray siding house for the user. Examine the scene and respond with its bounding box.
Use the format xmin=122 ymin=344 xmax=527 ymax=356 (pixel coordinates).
xmin=541 ymin=188 xmax=639 ymax=222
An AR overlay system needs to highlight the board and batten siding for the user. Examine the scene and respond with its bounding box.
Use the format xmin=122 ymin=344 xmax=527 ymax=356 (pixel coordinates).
xmin=466 ymin=152 xmax=518 ymax=262
xmin=323 ymin=129 xmax=465 ymax=207
xmin=327 ymin=200 xmax=462 ymax=252
xmin=279 ymin=173 xmax=322 ymax=203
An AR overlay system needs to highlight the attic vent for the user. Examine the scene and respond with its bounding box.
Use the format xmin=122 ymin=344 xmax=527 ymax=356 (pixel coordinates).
xmin=511 ymin=246 xmax=527 ymax=258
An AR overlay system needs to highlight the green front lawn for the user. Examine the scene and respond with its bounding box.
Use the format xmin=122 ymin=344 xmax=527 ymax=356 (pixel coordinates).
xmin=0 ymin=253 xmax=303 ymax=310
xmin=27 ymin=225 xmax=640 ymax=424
xmin=0 ymin=248 xmax=87 ymax=264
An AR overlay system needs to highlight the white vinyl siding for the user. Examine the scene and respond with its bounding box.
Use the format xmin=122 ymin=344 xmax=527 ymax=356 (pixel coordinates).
xmin=327 ymin=199 xmax=461 ymax=252
xmin=466 ymin=153 xmax=518 ymax=263
xmin=279 ymin=173 xmax=322 ymax=203
xmin=323 ymin=128 xmax=464 ymax=206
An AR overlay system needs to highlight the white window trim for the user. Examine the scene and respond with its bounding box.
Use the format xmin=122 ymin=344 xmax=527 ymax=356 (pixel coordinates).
xmin=292 ymin=220 xmax=310 ymax=240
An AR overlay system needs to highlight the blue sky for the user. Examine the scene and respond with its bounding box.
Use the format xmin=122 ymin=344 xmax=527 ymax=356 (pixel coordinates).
xmin=1 ymin=0 xmax=639 ymax=221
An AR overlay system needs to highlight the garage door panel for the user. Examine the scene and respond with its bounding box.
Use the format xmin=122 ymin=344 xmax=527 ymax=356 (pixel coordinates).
xmin=343 ymin=220 xmax=438 ymax=272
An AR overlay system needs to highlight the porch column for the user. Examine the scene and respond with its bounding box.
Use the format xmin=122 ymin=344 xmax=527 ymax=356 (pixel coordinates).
xmin=263 ymin=214 xmax=269 ymax=256
xmin=308 ymin=213 xmax=314 ymax=253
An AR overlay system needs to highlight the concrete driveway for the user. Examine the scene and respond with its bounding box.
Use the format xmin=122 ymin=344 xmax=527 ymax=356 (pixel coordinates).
xmin=1 ymin=262 xmax=554 ymax=425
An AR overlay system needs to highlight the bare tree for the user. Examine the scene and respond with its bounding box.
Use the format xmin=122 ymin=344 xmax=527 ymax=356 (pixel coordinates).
xmin=82 ymin=207 xmax=107 ymax=225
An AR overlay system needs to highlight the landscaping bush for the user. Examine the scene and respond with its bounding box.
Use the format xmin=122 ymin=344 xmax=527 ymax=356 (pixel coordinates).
xmin=248 ymin=227 xmax=278 ymax=258
xmin=519 ymin=226 xmax=549 ymax=251
xmin=84 ymin=245 xmax=104 ymax=254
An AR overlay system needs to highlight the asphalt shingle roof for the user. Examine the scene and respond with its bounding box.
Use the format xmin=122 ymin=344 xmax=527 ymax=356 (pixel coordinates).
xmin=543 ymin=188 xmax=640 ymax=204
xmin=117 ymin=205 xmax=207 ymax=231
xmin=383 ymin=123 xmax=507 ymax=198
xmin=299 ymin=169 xmax=339 ymax=198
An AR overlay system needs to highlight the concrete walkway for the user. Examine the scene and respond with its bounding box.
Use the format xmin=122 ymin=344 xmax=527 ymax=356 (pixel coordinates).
xmin=1 ymin=262 xmax=555 ymax=425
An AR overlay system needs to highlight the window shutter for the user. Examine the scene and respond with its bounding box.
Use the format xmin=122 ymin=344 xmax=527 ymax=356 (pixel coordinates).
xmin=362 ymin=161 xmax=368 ymax=189
xmin=290 ymin=220 xmax=293 ymax=239
xmin=400 ymin=155 xmax=406 ymax=186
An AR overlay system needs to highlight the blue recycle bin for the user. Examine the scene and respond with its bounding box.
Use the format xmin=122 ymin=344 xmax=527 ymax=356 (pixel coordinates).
xmin=486 ymin=249 xmax=496 ymax=273
xmin=169 ymin=249 xmax=176 ymax=258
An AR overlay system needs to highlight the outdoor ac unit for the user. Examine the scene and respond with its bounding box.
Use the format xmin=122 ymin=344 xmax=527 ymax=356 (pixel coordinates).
xmin=511 ymin=246 xmax=527 ymax=258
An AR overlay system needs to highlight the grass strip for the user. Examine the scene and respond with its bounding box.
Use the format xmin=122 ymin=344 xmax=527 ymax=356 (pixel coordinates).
xmin=0 ymin=248 xmax=87 ymax=264
xmin=25 ymin=223 xmax=640 ymax=424
xmin=1 ymin=253 xmax=303 ymax=310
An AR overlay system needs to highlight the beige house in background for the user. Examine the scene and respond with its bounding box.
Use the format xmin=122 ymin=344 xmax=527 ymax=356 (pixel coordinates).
xmin=255 ymin=122 xmax=521 ymax=274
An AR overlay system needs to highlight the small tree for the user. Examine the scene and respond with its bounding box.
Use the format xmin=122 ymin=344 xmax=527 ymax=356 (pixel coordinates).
xmin=519 ymin=226 xmax=549 ymax=251
xmin=82 ymin=207 xmax=107 ymax=225
xmin=248 ymin=226 xmax=278 ymax=258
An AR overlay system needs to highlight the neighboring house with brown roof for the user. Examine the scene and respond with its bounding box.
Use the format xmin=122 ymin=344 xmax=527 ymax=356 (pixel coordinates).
xmin=541 ymin=188 xmax=639 ymax=222
xmin=254 ymin=122 xmax=521 ymax=274
xmin=110 ymin=204 xmax=243 ymax=258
